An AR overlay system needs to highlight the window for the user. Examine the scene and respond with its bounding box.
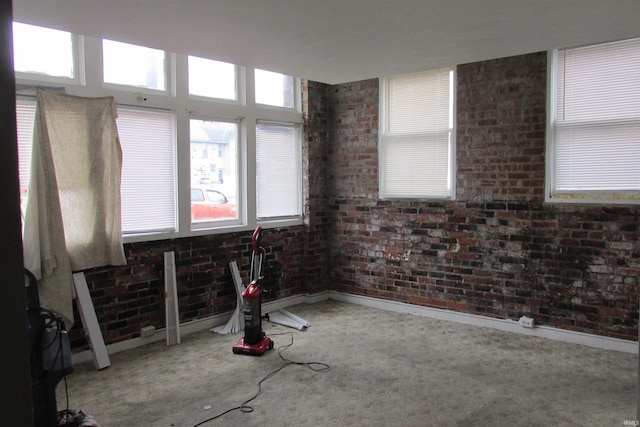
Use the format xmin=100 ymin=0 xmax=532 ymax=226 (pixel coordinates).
xmin=548 ymin=38 xmax=640 ymax=203
xmin=103 ymin=39 xmax=166 ymax=91
xmin=12 ymin=22 xmax=76 ymax=80
xmin=190 ymin=118 xmax=239 ymax=224
xmin=15 ymin=101 xmax=178 ymax=236
xmin=188 ymin=56 xmax=236 ymax=100
xmin=118 ymin=107 xmax=176 ymax=234
xmin=255 ymin=69 xmax=294 ymax=108
xmin=13 ymin=22 xmax=303 ymax=241
xmin=380 ymin=68 xmax=455 ymax=199
xmin=256 ymin=123 xmax=302 ymax=218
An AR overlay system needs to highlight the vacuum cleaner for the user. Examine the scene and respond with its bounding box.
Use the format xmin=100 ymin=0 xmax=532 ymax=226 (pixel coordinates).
xmin=232 ymin=226 xmax=274 ymax=356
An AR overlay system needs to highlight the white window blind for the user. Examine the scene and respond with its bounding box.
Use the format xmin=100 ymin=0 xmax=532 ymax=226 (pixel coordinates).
xmin=15 ymin=99 xmax=36 ymax=193
xmin=117 ymin=107 xmax=176 ymax=234
xmin=256 ymin=123 xmax=302 ymax=218
xmin=381 ymin=68 xmax=454 ymax=198
xmin=551 ymin=37 xmax=640 ymax=197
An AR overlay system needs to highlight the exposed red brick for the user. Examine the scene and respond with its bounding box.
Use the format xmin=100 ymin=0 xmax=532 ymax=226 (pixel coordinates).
xmin=70 ymin=54 xmax=639 ymax=352
xmin=327 ymin=53 xmax=639 ymax=341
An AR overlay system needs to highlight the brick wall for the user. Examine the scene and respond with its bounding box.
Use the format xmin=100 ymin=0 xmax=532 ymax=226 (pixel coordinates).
xmin=70 ymin=53 xmax=639 ymax=350
xmin=70 ymin=229 xmax=312 ymax=349
xmin=327 ymin=52 xmax=640 ymax=340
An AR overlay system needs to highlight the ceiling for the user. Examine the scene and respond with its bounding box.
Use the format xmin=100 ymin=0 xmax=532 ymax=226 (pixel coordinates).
xmin=12 ymin=0 xmax=640 ymax=85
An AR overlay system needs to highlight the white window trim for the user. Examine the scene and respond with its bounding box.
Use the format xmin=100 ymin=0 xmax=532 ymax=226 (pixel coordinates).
xmin=14 ymin=30 xmax=305 ymax=244
xmin=378 ymin=69 xmax=456 ymax=201
xmin=545 ymin=48 xmax=640 ymax=206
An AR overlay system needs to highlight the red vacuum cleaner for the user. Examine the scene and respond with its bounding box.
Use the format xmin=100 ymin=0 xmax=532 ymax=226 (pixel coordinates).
xmin=232 ymin=226 xmax=274 ymax=355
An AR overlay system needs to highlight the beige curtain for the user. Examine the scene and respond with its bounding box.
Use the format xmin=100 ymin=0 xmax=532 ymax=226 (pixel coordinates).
xmin=22 ymin=90 xmax=127 ymax=327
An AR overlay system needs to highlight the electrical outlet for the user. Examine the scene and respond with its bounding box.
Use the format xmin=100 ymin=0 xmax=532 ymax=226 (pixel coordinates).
xmin=518 ymin=316 xmax=535 ymax=328
xmin=140 ymin=325 xmax=155 ymax=338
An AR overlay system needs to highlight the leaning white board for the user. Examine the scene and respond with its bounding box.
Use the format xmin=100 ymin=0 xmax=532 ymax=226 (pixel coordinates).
xmin=211 ymin=261 xmax=244 ymax=334
xmin=164 ymin=251 xmax=181 ymax=346
xmin=73 ymin=272 xmax=110 ymax=370
xmin=268 ymin=309 xmax=310 ymax=331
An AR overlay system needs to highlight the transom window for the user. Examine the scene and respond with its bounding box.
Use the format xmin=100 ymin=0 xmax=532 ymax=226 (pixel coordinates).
xmin=188 ymin=56 xmax=236 ymax=100
xmin=255 ymin=68 xmax=294 ymax=108
xmin=12 ymin=22 xmax=76 ymax=81
xmin=102 ymin=39 xmax=166 ymax=91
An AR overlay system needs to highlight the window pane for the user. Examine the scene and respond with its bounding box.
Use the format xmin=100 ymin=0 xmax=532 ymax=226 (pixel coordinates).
xmin=557 ymin=39 xmax=640 ymax=123
xmin=388 ymin=70 xmax=451 ymax=133
xmin=12 ymin=22 xmax=74 ymax=78
xmin=188 ymin=56 xmax=236 ymax=100
xmin=382 ymin=132 xmax=451 ymax=196
xmin=255 ymin=69 xmax=294 ymax=108
xmin=256 ymin=123 xmax=301 ymax=218
xmin=103 ymin=40 xmax=165 ymax=90
xmin=190 ymin=119 xmax=238 ymax=223
xmin=118 ymin=107 xmax=175 ymax=233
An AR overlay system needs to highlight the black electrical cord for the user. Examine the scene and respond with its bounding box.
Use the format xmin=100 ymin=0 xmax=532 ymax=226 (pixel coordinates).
xmin=192 ymin=332 xmax=330 ymax=426
xmin=41 ymin=308 xmax=65 ymax=375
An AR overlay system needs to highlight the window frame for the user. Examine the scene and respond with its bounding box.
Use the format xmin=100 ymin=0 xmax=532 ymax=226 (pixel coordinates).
xmin=545 ymin=40 xmax=640 ymax=205
xmin=379 ymin=67 xmax=456 ymax=200
xmin=13 ymin=23 xmax=305 ymax=244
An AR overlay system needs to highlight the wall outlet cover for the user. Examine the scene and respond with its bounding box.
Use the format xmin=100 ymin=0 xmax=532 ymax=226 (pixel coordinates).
xmin=141 ymin=325 xmax=156 ymax=338
xmin=518 ymin=316 xmax=535 ymax=328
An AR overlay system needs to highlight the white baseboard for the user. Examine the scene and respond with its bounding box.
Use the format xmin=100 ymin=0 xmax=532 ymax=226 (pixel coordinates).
xmin=328 ymin=291 xmax=638 ymax=354
xmin=72 ymin=290 xmax=636 ymax=365
xmin=71 ymin=292 xmax=331 ymax=365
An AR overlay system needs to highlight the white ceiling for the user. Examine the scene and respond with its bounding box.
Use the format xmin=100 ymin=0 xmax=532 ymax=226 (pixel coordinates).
xmin=12 ymin=0 xmax=640 ymax=85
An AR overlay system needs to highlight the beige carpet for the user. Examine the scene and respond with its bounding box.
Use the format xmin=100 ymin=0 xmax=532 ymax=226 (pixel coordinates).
xmin=57 ymin=300 xmax=637 ymax=426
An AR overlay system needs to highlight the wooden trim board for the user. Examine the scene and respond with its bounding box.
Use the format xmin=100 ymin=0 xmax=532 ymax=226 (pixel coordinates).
xmin=73 ymin=272 xmax=110 ymax=370
xmin=164 ymin=251 xmax=181 ymax=346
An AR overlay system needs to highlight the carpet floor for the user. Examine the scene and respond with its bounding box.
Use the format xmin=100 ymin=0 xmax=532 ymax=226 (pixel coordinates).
xmin=57 ymin=300 xmax=637 ymax=426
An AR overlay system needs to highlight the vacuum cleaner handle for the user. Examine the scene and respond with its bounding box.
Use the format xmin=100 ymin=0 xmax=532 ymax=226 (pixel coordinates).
xmin=252 ymin=226 xmax=262 ymax=255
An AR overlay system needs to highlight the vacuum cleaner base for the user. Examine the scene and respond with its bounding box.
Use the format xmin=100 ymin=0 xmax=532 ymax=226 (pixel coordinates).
xmin=232 ymin=335 xmax=274 ymax=356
